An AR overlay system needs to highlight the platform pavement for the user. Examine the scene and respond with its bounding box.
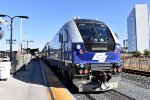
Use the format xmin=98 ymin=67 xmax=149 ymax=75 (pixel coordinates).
xmin=0 ymin=59 xmax=49 ymax=100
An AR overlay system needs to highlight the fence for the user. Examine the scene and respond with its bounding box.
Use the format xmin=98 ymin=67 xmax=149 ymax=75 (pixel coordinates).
xmin=122 ymin=57 xmax=150 ymax=72
xmin=12 ymin=54 xmax=31 ymax=73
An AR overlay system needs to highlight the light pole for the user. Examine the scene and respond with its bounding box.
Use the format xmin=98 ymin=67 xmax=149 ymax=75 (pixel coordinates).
xmin=6 ymin=39 xmax=16 ymax=44
xmin=27 ymin=40 xmax=34 ymax=49
xmin=0 ymin=27 xmax=4 ymax=40
xmin=0 ymin=14 xmax=29 ymax=62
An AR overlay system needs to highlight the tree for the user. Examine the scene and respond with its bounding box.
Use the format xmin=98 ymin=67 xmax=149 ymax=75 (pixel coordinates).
xmin=143 ymin=49 xmax=150 ymax=57
xmin=114 ymin=32 xmax=119 ymax=39
xmin=131 ymin=50 xmax=142 ymax=57
xmin=0 ymin=17 xmax=5 ymax=40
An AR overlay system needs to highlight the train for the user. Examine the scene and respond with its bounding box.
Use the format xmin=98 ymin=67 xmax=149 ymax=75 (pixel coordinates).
xmin=41 ymin=18 xmax=122 ymax=92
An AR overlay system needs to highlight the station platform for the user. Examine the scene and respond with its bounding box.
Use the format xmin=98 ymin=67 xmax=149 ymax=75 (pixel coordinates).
xmin=0 ymin=59 xmax=75 ymax=100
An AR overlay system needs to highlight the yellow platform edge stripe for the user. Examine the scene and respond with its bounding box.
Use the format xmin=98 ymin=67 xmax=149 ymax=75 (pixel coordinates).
xmin=40 ymin=60 xmax=76 ymax=100
xmin=40 ymin=60 xmax=53 ymax=100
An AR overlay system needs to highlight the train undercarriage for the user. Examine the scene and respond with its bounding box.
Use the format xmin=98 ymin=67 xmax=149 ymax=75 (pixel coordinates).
xmin=73 ymin=72 xmax=121 ymax=92
xmin=63 ymin=62 xmax=122 ymax=92
xmin=45 ymin=59 xmax=122 ymax=92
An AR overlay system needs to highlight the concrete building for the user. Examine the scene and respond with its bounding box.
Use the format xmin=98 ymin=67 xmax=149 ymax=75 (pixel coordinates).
xmin=127 ymin=4 xmax=150 ymax=53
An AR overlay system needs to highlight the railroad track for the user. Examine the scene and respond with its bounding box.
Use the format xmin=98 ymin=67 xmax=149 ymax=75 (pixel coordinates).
xmin=84 ymin=94 xmax=96 ymax=100
xmin=109 ymin=90 xmax=135 ymax=100
xmin=123 ymin=69 xmax=150 ymax=77
xmin=76 ymin=90 xmax=136 ymax=100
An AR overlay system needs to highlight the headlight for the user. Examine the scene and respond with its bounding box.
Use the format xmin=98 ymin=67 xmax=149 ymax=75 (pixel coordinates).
xmin=116 ymin=44 xmax=120 ymax=50
xmin=76 ymin=44 xmax=81 ymax=49
xmin=114 ymin=44 xmax=121 ymax=53
xmin=79 ymin=62 xmax=85 ymax=68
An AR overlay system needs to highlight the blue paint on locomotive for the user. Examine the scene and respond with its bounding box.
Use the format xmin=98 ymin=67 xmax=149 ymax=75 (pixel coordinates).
xmin=72 ymin=43 xmax=121 ymax=64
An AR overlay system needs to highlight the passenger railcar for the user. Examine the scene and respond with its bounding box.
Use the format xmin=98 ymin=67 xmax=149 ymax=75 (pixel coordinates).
xmin=41 ymin=18 xmax=122 ymax=92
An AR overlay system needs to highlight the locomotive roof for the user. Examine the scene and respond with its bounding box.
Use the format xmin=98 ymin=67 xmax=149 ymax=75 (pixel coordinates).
xmin=74 ymin=19 xmax=105 ymax=24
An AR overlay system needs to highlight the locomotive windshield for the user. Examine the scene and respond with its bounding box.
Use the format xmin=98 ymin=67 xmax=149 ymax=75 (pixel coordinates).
xmin=76 ymin=22 xmax=115 ymax=52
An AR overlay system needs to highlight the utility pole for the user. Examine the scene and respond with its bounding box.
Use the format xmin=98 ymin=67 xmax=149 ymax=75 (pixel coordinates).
xmin=0 ymin=14 xmax=29 ymax=62
xmin=19 ymin=14 xmax=23 ymax=53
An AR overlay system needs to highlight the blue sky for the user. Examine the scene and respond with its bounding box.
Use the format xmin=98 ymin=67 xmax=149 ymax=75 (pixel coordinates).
xmin=0 ymin=0 xmax=150 ymax=51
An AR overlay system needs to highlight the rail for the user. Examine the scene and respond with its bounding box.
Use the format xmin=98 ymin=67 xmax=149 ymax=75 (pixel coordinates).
xmin=110 ymin=90 xmax=135 ymax=100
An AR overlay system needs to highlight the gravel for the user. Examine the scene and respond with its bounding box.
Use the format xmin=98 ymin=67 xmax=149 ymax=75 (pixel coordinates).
xmin=115 ymin=73 xmax=150 ymax=100
xmin=73 ymin=73 xmax=150 ymax=100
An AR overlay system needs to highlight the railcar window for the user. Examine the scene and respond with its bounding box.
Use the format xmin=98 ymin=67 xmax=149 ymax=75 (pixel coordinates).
xmin=95 ymin=27 xmax=107 ymax=42
xmin=77 ymin=23 xmax=95 ymax=37
xmin=59 ymin=33 xmax=62 ymax=42
xmin=76 ymin=22 xmax=115 ymax=52
xmin=94 ymin=24 xmax=114 ymax=43
xmin=77 ymin=23 xmax=114 ymax=43
xmin=62 ymin=30 xmax=68 ymax=42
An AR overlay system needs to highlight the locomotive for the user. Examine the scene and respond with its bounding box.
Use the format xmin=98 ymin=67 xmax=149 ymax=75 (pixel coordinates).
xmin=41 ymin=18 xmax=122 ymax=92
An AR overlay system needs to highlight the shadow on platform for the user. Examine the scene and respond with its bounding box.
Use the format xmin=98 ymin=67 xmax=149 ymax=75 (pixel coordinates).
xmin=12 ymin=58 xmax=47 ymax=86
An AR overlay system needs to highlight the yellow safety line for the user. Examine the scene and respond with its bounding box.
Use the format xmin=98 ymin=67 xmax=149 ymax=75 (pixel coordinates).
xmin=47 ymin=76 xmax=73 ymax=100
xmin=50 ymin=87 xmax=72 ymax=100
xmin=40 ymin=60 xmax=53 ymax=100
xmin=42 ymin=61 xmax=74 ymax=100
xmin=46 ymin=87 xmax=52 ymax=100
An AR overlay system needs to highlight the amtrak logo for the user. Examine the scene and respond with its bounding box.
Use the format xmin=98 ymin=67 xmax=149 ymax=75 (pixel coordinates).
xmin=92 ymin=53 xmax=107 ymax=62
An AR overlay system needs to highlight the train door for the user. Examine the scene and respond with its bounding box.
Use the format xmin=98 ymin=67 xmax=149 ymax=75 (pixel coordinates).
xmin=61 ymin=30 xmax=68 ymax=62
xmin=60 ymin=29 xmax=69 ymax=76
xmin=59 ymin=32 xmax=64 ymax=63
xmin=47 ymin=44 xmax=50 ymax=59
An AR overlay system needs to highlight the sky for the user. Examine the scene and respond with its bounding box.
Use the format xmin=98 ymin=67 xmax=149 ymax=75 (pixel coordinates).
xmin=0 ymin=0 xmax=150 ymax=51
